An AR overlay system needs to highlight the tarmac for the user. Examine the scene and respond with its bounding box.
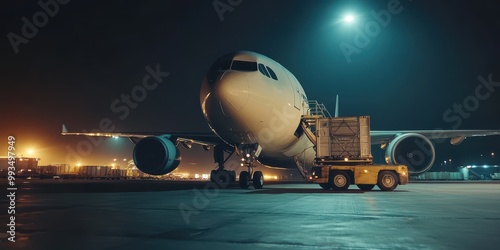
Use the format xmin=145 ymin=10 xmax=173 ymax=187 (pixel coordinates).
xmin=1 ymin=180 xmax=500 ymax=250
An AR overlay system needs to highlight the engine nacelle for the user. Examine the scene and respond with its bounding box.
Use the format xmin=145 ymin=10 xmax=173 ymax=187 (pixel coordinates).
xmin=133 ymin=136 xmax=181 ymax=175
xmin=385 ymin=133 xmax=435 ymax=174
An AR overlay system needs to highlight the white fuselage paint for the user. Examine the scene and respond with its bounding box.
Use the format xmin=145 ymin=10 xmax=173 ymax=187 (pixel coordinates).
xmin=200 ymin=51 xmax=316 ymax=171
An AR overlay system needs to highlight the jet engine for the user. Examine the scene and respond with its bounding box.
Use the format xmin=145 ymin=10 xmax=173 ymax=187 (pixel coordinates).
xmin=385 ymin=133 xmax=435 ymax=174
xmin=133 ymin=136 xmax=181 ymax=175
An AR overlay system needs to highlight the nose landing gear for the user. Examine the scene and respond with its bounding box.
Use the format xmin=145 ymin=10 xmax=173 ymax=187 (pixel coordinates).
xmin=210 ymin=144 xmax=264 ymax=189
xmin=238 ymin=144 xmax=264 ymax=189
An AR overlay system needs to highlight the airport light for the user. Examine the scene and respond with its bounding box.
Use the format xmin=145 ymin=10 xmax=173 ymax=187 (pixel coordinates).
xmin=344 ymin=14 xmax=355 ymax=23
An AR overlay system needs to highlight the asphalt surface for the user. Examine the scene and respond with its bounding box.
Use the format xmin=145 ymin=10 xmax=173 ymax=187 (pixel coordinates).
xmin=1 ymin=179 xmax=500 ymax=250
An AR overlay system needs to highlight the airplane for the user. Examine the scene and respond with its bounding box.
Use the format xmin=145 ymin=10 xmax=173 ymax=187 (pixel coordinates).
xmin=62 ymin=51 xmax=500 ymax=189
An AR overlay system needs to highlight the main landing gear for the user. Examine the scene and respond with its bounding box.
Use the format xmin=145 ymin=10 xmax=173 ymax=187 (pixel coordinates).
xmin=210 ymin=144 xmax=236 ymax=188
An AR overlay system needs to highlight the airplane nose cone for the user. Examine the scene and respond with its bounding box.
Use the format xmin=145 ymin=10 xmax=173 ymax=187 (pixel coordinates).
xmin=214 ymin=73 xmax=249 ymax=111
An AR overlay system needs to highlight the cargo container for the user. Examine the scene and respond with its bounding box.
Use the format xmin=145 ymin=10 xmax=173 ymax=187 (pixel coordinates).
xmin=80 ymin=166 xmax=109 ymax=178
xmin=316 ymin=116 xmax=372 ymax=164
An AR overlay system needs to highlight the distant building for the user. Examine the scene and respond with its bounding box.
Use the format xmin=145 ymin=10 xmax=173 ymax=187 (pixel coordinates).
xmin=0 ymin=157 xmax=39 ymax=171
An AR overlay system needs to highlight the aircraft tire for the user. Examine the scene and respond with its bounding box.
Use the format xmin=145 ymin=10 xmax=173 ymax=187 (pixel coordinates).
xmin=253 ymin=171 xmax=264 ymax=189
xmin=239 ymin=171 xmax=250 ymax=189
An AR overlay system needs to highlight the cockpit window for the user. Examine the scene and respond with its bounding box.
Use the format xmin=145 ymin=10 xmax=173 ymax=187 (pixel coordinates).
xmin=258 ymin=63 xmax=270 ymax=78
xmin=231 ymin=60 xmax=257 ymax=71
xmin=266 ymin=66 xmax=278 ymax=80
xmin=210 ymin=59 xmax=232 ymax=71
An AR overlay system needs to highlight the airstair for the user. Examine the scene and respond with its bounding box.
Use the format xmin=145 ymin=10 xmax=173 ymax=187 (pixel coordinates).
xmin=301 ymin=100 xmax=332 ymax=145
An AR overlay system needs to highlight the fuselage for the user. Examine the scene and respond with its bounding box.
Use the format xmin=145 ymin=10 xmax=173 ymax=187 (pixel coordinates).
xmin=200 ymin=51 xmax=316 ymax=170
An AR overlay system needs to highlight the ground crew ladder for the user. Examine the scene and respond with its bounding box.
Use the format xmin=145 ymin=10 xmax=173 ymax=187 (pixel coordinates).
xmin=301 ymin=100 xmax=331 ymax=146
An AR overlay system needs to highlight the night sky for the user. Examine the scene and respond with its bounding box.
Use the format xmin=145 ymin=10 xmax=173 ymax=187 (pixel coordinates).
xmin=1 ymin=0 xmax=499 ymax=172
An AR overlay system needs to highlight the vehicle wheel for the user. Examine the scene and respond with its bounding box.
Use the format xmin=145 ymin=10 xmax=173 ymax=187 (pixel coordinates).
xmin=377 ymin=171 xmax=398 ymax=191
xmin=228 ymin=170 xmax=237 ymax=182
xmin=210 ymin=170 xmax=231 ymax=188
xmin=239 ymin=171 xmax=250 ymax=189
xmin=319 ymin=183 xmax=330 ymax=190
xmin=210 ymin=170 xmax=217 ymax=182
xmin=253 ymin=171 xmax=264 ymax=189
xmin=329 ymin=171 xmax=350 ymax=191
xmin=357 ymin=184 xmax=375 ymax=191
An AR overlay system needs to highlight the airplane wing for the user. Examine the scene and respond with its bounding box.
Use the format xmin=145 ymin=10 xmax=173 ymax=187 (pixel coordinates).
xmin=371 ymin=130 xmax=500 ymax=145
xmin=61 ymin=124 xmax=224 ymax=147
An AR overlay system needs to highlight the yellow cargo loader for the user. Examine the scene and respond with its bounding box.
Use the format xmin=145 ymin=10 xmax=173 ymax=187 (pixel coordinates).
xmin=310 ymin=164 xmax=408 ymax=191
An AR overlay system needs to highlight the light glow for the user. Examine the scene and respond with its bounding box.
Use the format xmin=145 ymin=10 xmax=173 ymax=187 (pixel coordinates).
xmin=344 ymin=14 xmax=354 ymax=23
